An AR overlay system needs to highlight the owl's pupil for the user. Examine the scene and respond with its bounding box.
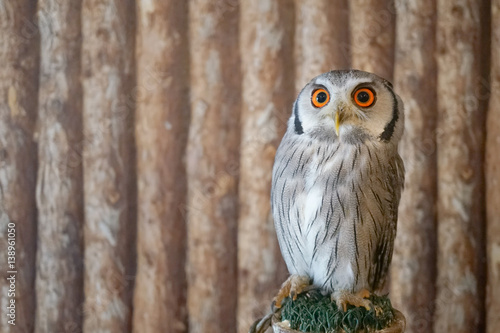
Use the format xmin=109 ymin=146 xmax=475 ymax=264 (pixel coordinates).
xmin=357 ymin=91 xmax=370 ymax=103
xmin=316 ymin=92 xmax=327 ymax=103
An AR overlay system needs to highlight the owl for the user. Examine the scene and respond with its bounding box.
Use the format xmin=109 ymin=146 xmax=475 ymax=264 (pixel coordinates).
xmin=271 ymin=70 xmax=404 ymax=311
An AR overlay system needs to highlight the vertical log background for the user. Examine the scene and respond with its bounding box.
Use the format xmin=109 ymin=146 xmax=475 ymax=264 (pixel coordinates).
xmin=349 ymin=0 xmax=396 ymax=80
xmin=434 ymin=0 xmax=489 ymax=332
xmin=0 ymin=0 xmax=497 ymax=333
xmin=0 ymin=1 xmax=38 ymax=332
xmin=237 ymin=1 xmax=293 ymax=331
xmin=81 ymin=0 xmax=137 ymax=332
xmin=132 ymin=1 xmax=189 ymax=332
xmin=35 ymin=1 xmax=84 ymax=332
xmin=294 ymin=0 xmax=350 ymax=92
xmin=391 ymin=1 xmax=437 ymax=332
xmin=486 ymin=0 xmax=500 ymax=332
xmin=186 ymin=1 xmax=240 ymax=332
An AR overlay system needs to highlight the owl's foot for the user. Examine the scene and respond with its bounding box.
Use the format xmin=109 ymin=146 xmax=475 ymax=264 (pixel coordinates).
xmin=272 ymin=274 xmax=311 ymax=309
xmin=332 ymin=288 xmax=372 ymax=312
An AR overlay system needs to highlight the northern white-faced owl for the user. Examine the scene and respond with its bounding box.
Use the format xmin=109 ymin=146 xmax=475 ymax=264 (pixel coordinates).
xmin=271 ymin=70 xmax=404 ymax=311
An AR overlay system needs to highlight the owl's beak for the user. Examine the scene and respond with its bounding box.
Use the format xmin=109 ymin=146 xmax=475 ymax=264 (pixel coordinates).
xmin=335 ymin=111 xmax=340 ymax=137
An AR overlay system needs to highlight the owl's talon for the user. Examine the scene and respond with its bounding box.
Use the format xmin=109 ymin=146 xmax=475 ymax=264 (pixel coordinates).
xmin=357 ymin=288 xmax=371 ymax=299
xmin=332 ymin=288 xmax=372 ymax=312
xmin=273 ymin=274 xmax=310 ymax=309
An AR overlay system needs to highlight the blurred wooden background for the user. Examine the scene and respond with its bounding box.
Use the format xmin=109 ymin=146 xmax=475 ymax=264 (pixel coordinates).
xmin=0 ymin=0 xmax=498 ymax=332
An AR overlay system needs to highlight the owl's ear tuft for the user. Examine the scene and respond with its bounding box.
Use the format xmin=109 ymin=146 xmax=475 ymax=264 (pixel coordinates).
xmin=294 ymin=101 xmax=304 ymax=135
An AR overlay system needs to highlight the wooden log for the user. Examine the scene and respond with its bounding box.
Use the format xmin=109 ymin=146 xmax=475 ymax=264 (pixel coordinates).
xmin=186 ymin=1 xmax=241 ymax=332
xmin=434 ymin=0 xmax=488 ymax=331
xmin=486 ymin=0 xmax=500 ymax=332
xmin=34 ymin=1 xmax=84 ymax=332
xmin=349 ymin=0 xmax=395 ymax=80
xmin=237 ymin=1 xmax=294 ymax=331
xmin=390 ymin=1 xmax=437 ymax=332
xmin=132 ymin=1 xmax=189 ymax=332
xmin=294 ymin=0 xmax=350 ymax=91
xmin=81 ymin=1 xmax=136 ymax=331
xmin=0 ymin=2 xmax=38 ymax=332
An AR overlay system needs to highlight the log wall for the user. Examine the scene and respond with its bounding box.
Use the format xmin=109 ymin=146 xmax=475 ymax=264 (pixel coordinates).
xmin=434 ymin=0 xmax=488 ymax=332
xmin=0 ymin=1 xmax=497 ymax=332
xmin=186 ymin=1 xmax=241 ymax=332
xmin=349 ymin=0 xmax=396 ymax=80
xmin=0 ymin=1 xmax=38 ymax=332
xmin=486 ymin=0 xmax=500 ymax=332
xmin=81 ymin=1 xmax=137 ymax=331
xmin=132 ymin=1 xmax=190 ymax=332
xmin=294 ymin=0 xmax=350 ymax=91
xmin=35 ymin=1 xmax=84 ymax=332
xmin=237 ymin=1 xmax=294 ymax=330
xmin=391 ymin=1 xmax=438 ymax=332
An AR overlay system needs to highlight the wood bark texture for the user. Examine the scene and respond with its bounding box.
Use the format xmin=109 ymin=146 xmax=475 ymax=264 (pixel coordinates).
xmin=81 ymin=1 xmax=137 ymax=331
xmin=132 ymin=1 xmax=189 ymax=332
xmin=349 ymin=0 xmax=395 ymax=80
xmin=238 ymin=1 xmax=294 ymax=331
xmin=35 ymin=1 xmax=84 ymax=332
xmin=186 ymin=1 xmax=241 ymax=332
xmin=391 ymin=1 xmax=437 ymax=332
xmin=294 ymin=0 xmax=350 ymax=92
xmin=0 ymin=2 xmax=38 ymax=332
xmin=486 ymin=0 xmax=500 ymax=332
xmin=434 ymin=0 xmax=488 ymax=332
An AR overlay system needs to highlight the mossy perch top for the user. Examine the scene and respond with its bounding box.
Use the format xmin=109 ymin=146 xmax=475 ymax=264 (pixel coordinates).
xmin=276 ymin=290 xmax=403 ymax=333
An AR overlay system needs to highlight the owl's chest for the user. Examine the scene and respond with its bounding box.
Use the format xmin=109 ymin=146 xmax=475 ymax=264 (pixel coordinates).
xmin=296 ymin=144 xmax=379 ymax=243
xmin=302 ymin=143 xmax=370 ymax=197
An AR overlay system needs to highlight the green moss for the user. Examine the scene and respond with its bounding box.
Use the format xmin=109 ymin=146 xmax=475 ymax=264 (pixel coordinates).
xmin=280 ymin=290 xmax=395 ymax=333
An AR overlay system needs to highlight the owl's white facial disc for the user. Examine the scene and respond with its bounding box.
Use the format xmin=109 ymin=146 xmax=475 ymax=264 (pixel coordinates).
xmin=291 ymin=70 xmax=404 ymax=145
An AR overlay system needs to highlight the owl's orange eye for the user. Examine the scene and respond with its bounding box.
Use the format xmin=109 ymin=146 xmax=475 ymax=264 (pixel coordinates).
xmin=353 ymin=87 xmax=375 ymax=107
xmin=311 ymin=89 xmax=330 ymax=108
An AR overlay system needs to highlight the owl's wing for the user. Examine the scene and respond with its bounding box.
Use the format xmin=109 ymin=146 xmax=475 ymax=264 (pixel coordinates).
xmin=370 ymin=154 xmax=405 ymax=291
xmin=271 ymin=132 xmax=312 ymax=275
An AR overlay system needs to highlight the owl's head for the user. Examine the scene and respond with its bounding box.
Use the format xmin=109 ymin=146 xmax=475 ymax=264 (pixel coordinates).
xmin=290 ymin=70 xmax=404 ymax=145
